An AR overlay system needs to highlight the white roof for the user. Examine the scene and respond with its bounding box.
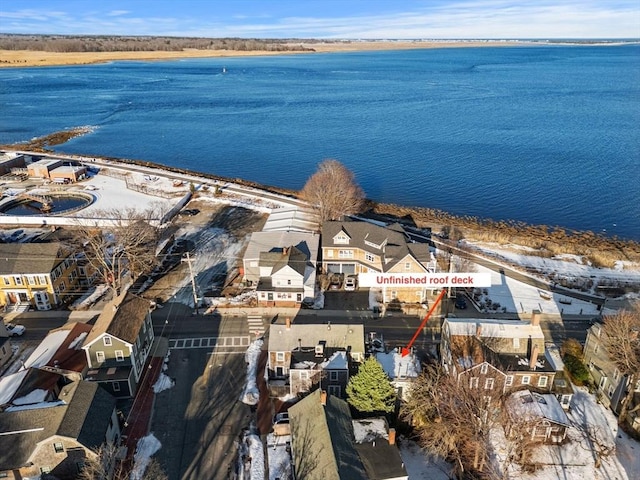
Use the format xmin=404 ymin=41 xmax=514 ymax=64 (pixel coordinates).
xmin=321 ymin=351 xmax=348 ymax=370
xmin=0 ymin=370 xmax=28 ymax=406
xmin=262 ymin=206 xmax=319 ymax=233
xmin=375 ymin=350 xmax=421 ymax=380
xmin=268 ymin=323 xmax=365 ymax=353
xmin=444 ymin=318 xmax=545 ymax=340
xmin=23 ymin=329 xmax=71 ymax=369
xmin=544 ymin=344 xmax=566 ymax=371
xmin=508 ymin=389 xmax=570 ymax=426
xmin=244 ymin=230 xmax=319 ymax=261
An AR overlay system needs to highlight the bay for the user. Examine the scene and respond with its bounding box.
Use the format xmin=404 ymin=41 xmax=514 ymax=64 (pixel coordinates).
xmin=1 ymin=46 xmax=639 ymax=239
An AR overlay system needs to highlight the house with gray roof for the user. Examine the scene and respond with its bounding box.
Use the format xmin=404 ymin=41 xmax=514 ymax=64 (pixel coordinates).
xmin=321 ymin=220 xmax=436 ymax=305
xmin=288 ymin=390 xmax=407 ymax=480
xmin=267 ymin=320 xmax=364 ymax=398
xmin=441 ymin=315 xmax=557 ymax=395
xmin=0 ymin=377 xmax=120 ymax=479
xmin=82 ymin=290 xmax=154 ymax=398
xmin=243 ymin=230 xmax=319 ymax=306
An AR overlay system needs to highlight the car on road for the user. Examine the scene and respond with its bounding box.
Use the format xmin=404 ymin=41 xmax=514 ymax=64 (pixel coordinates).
xmin=344 ymin=275 xmax=358 ymax=291
xmin=6 ymin=324 xmax=26 ymax=336
xmin=454 ymin=297 xmax=467 ymax=310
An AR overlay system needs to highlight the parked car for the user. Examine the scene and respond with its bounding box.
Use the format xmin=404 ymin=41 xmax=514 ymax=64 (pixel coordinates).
xmin=6 ymin=324 xmax=26 ymax=336
xmin=454 ymin=297 xmax=467 ymax=310
xmin=328 ymin=273 xmax=344 ymax=290
xmin=344 ymin=275 xmax=358 ymax=291
xmin=273 ymin=412 xmax=290 ymax=436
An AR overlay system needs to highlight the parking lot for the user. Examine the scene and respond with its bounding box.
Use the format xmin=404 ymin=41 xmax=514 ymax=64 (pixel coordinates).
xmin=322 ymin=288 xmax=370 ymax=311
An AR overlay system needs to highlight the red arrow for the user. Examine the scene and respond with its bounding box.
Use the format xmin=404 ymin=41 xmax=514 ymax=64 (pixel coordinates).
xmin=401 ymin=288 xmax=447 ymax=357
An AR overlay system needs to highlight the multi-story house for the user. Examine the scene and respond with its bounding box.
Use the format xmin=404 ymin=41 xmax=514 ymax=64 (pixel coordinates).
xmin=0 ymin=243 xmax=80 ymax=311
xmin=82 ymin=291 xmax=155 ymax=398
xmin=0 ymin=373 xmax=120 ymax=480
xmin=441 ymin=315 xmax=557 ymax=394
xmin=266 ymin=319 xmax=365 ymax=398
xmin=321 ymin=220 xmax=436 ymax=304
xmin=375 ymin=349 xmax=421 ymax=401
xmin=0 ymin=323 xmax=13 ymax=370
xmin=505 ymin=390 xmax=571 ymax=444
xmin=584 ymin=321 xmax=640 ymax=431
xmin=243 ymin=231 xmax=319 ymax=306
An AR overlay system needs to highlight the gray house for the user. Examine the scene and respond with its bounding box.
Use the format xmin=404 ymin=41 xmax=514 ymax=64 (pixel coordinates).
xmin=0 ymin=377 xmax=120 ymax=480
xmin=82 ymin=291 xmax=154 ymax=398
xmin=267 ymin=320 xmax=365 ymax=398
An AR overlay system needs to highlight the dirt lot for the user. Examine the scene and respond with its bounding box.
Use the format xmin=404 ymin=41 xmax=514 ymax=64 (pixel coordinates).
xmin=139 ymin=198 xmax=266 ymax=305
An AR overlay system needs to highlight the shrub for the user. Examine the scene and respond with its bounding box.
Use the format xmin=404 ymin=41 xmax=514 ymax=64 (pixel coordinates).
xmin=564 ymin=354 xmax=590 ymax=386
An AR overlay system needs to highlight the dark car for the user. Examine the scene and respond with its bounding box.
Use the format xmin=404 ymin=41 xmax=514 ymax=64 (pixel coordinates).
xmin=179 ymin=208 xmax=200 ymax=216
xmin=455 ymin=297 xmax=467 ymax=309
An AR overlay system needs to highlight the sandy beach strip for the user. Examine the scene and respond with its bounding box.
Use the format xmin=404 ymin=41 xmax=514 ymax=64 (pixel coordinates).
xmin=0 ymin=40 xmax=533 ymax=68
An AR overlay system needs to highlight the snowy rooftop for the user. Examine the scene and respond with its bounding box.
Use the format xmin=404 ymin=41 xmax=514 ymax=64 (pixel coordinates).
xmin=445 ymin=318 xmax=545 ymax=339
xmin=507 ymin=389 xmax=570 ymax=426
xmin=375 ymin=350 xmax=421 ymax=380
xmin=321 ymin=351 xmax=348 ymax=370
xmin=268 ymin=323 xmax=365 ymax=353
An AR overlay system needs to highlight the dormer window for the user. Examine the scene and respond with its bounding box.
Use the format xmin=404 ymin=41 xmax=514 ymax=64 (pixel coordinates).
xmin=334 ymin=231 xmax=350 ymax=245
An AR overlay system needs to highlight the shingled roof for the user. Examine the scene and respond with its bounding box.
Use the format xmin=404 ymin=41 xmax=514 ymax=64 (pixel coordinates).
xmin=84 ymin=290 xmax=151 ymax=346
xmin=0 ymin=379 xmax=116 ymax=471
xmin=0 ymin=242 xmax=67 ymax=275
xmin=289 ymin=389 xmax=368 ymax=480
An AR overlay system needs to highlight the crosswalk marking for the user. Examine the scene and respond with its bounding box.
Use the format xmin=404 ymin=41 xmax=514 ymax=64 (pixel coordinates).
xmin=247 ymin=315 xmax=265 ymax=337
xmin=168 ymin=336 xmax=251 ymax=350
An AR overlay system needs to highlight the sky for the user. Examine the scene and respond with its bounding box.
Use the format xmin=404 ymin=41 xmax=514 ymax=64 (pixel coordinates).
xmin=1 ymin=0 xmax=639 ymax=39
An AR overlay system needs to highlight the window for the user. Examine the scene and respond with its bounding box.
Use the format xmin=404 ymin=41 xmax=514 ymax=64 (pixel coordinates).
xmin=338 ymin=250 xmax=353 ymax=258
xmin=96 ymin=351 xmax=105 ymax=363
xmin=330 ymin=371 xmax=339 ymax=381
xmin=469 ymin=377 xmax=479 ymax=389
xmin=113 ymin=382 xmax=121 ymax=392
xmin=103 ymin=336 xmax=112 ymax=346
xmin=480 ymin=364 xmax=488 ymax=375
xmin=521 ymin=376 xmax=531 ymax=385
xmin=326 ymin=250 xmax=334 ymax=258
xmin=2 ymin=277 xmax=9 ymax=286
xmin=335 ymin=234 xmax=349 ymax=245
xmin=287 ymin=279 xmax=291 ymax=285
xmin=405 ymin=262 xmax=411 ymax=270
xmin=53 ymin=442 xmax=64 ymax=453
xmin=40 ymin=467 xmax=51 ymax=474
xmin=513 ymin=337 xmax=520 ymax=349
xmin=485 ymin=378 xmax=495 ymax=390
xmin=608 ymin=385 xmax=614 ymax=398
xmin=599 ymin=376 xmax=607 ymax=389
xmin=27 ymin=275 xmax=36 ymax=285
xmin=328 ymin=385 xmax=341 ymax=396
xmin=538 ymin=376 xmax=548 ymax=388
xmin=59 ymin=281 xmax=66 ymax=292
xmin=115 ymin=350 xmax=124 ymax=362
xmin=299 ymin=371 xmax=309 ymax=380
xmin=39 ymin=275 xmax=48 ymax=284
xmin=365 ymin=253 xmax=375 ymax=262
xmin=613 ymin=369 xmax=620 ymax=382
xmin=276 ymin=352 xmax=285 ymax=362
xmin=13 ymin=276 xmax=23 ymax=286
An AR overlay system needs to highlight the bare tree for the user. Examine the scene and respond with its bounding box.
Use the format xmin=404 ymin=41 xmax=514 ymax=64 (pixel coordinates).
xmin=78 ymin=443 xmax=168 ymax=480
xmin=401 ymin=364 xmax=505 ymax=479
xmin=73 ymin=207 xmax=160 ymax=295
xmin=601 ymin=302 xmax=640 ymax=425
xmin=300 ymin=159 xmax=364 ymax=225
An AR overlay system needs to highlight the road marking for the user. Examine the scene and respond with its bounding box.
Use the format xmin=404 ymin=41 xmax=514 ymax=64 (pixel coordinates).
xmin=247 ymin=315 xmax=265 ymax=337
xmin=168 ymin=336 xmax=251 ymax=350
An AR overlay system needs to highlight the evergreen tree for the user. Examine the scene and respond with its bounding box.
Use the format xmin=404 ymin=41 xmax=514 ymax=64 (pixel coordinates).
xmin=346 ymin=357 xmax=396 ymax=415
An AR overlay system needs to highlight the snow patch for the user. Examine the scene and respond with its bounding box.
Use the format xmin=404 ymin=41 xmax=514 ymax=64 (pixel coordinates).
xmin=152 ymin=373 xmax=175 ymax=394
xmin=240 ymin=338 xmax=263 ymax=406
xmin=130 ymin=433 xmax=162 ymax=480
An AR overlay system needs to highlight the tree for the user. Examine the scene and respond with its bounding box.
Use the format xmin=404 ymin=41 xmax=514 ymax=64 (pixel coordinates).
xmin=300 ymin=159 xmax=364 ymax=225
xmin=78 ymin=443 xmax=168 ymax=480
xmin=346 ymin=357 xmax=396 ymax=415
xmin=401 ymin=364 xmax=505 ymax=479
xmin=72 ymin=207 xmax=160 ymax=295
xmin=601 ymin=302 xmax=640 ymax=425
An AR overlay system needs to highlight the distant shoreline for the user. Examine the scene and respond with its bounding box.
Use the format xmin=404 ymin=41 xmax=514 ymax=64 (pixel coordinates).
xmin=0 ymin=39 xmax=630 ymax=68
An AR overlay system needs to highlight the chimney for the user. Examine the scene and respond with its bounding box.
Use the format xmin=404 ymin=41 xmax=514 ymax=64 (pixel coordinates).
xmin=388 ymin=428 xmax=396 ymax=445
xmin=327 ymin=321 xmax=331 ymax=331
xmin=285 ymin=317 xmax=291 ymax=330
xmin=531 ymin=310 xmax=541 ymax=326
xmin=529 ymin=343 xmax=540 ymax=370
xmin=320 ymin=390 xmax=327 ymax=406
xmin=475 ymin=323 xmax=482 ymax=337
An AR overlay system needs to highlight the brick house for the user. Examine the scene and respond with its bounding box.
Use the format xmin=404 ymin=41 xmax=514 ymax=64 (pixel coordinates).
xmin=82 ymin=291 xmax=155 ymax=398
xmin=266 ymin=319 xmax=364 ymax=398
xmin=321 ymin=220 xmax=437 ymax=305
xmin=0 ymin=243 xmax=80 ymax=311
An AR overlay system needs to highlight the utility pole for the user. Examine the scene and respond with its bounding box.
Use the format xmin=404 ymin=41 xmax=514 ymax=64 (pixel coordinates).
xmin=182 ymin=252 xmax=199 ymax=314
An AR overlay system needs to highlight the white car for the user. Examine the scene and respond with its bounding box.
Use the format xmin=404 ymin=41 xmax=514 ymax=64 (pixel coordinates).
xmin=344 ymin=275 xmax=358 ymax=291
xmin=6 ymin=324 xmax=26 ymax=336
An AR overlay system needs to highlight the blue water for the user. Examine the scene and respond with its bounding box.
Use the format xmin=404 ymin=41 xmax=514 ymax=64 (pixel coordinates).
xmin=1 ymin=46 xmax=639 ymax=239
